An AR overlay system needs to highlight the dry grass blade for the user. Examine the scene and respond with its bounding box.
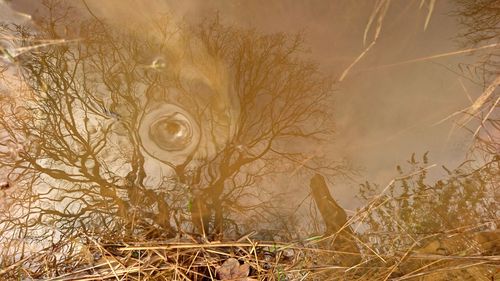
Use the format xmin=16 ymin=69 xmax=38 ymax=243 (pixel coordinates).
xmin=1 ymin=38 xmax=81 ymax=60
xmin=420 ymin=0 xmax=436 ymax=31
xmin=464 ymin=75 xmax=500 ymax=126
xmin=374 ymin=43 xmax=500 ymax=70
xmin=363 ymin=0 xmax=389 ymax=46
xmin=339 ymin=0 xmax=391 ymax=82
xmin=472 ymin=96 xmax=499 ymax=138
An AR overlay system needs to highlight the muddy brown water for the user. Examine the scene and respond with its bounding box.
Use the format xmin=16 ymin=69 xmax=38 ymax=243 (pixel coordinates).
xmin=0 ymin=0 xmax=498 ymax=262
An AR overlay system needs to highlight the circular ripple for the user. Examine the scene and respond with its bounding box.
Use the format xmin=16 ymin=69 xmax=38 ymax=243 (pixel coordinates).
xmin=138 ymin=103 xmax=200 ymax=165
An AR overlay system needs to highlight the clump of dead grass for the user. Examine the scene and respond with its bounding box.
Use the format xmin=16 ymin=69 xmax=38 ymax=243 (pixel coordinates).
xmin=0 ymin=220 xmax=497 ymax=280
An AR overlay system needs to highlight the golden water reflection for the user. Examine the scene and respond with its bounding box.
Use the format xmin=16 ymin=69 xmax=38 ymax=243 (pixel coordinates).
xmin=0 ymin=1 xmax=498 ymax=280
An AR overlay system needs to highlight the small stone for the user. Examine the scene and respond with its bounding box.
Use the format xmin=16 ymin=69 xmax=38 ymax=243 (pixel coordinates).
xmin=0 ymin=181 xmax=10 ymax=189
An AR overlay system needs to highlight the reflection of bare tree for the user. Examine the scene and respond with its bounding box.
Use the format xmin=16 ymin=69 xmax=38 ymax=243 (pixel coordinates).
xmin=1 ymin=17 xmax=178 ymax=241
xmin=184 ymin=20 xmax=340 ymax=236
xmin=453 ymin=0 xmax=499 ymax=81
xmin=0 ymin=1 xmax=341 ymax=254
xmin=451 ymin=0 xmax=499 ymax=156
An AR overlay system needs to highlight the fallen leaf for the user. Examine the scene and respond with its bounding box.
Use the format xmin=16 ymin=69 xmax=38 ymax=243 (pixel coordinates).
xmin=216 ymin=258 xmax=251 ymax=280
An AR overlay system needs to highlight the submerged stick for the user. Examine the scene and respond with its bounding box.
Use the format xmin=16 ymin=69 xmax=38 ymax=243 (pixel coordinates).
xmin=309 ymin=173 xmax=362 ymax=266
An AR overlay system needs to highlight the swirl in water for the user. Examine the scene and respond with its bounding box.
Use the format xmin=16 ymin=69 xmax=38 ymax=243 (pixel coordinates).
xmin=80 ymin=0 xmax=240 ymax=166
